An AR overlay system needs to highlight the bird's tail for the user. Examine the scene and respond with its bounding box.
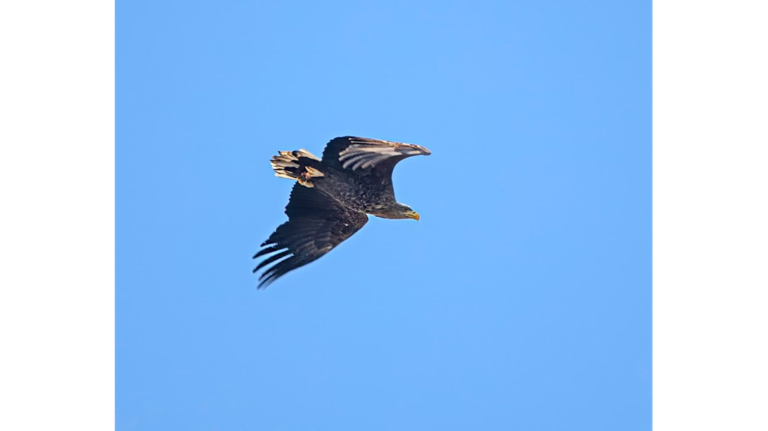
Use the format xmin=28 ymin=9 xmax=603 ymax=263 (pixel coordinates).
xmin=269 ymin=149 xmax=325 ymax=187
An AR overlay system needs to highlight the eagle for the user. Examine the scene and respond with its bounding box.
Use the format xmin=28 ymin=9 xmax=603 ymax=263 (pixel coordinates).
xmin=253 ymin=136 xmax=431 ymax=288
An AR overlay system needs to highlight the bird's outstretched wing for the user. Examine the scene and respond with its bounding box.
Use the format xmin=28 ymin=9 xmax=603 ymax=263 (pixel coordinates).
xmin=253 ymin=183 xmax=368 ymax=288
xmin=321 ymin=136 xmax=431 ymax=175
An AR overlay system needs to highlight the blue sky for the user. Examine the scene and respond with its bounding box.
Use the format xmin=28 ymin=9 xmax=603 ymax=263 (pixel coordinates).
xmin=117 ymin=1 xmax=650 ymax=429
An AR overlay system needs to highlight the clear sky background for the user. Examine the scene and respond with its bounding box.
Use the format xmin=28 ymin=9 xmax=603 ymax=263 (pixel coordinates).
xmin=117 ymin=1 xmax=650 ymax=430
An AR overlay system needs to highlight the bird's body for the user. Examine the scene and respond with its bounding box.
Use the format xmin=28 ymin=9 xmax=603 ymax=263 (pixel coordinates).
xmin=254 ymin=136 xmax=431 ymax=288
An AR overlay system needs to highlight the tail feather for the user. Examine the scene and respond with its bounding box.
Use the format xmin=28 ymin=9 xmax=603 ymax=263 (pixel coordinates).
xmin=269 ymin=149 xmax=323 ymax=187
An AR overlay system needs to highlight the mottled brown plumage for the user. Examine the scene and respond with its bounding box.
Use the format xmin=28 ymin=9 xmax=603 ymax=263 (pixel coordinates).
xmin=254 ymin=136 xmax=431 ymax=288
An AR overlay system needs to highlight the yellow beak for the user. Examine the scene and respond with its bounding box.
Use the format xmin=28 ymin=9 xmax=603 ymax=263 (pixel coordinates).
xmin=405 ymin=211 xmax=420 ymax=221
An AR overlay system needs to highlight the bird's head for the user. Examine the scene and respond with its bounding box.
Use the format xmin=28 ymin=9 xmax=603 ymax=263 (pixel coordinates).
xmin=371 ymin=203 xmax=420 ymax=221
xmin=397 ymin=203 xmax=420 ymax=221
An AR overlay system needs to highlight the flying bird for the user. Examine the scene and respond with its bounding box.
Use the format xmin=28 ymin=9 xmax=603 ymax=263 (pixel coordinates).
xmin=253 ymin=136 xmax=431 ymax=288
